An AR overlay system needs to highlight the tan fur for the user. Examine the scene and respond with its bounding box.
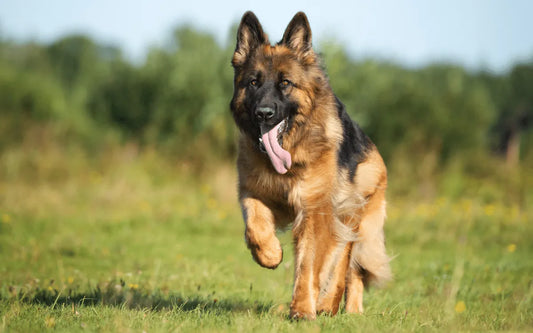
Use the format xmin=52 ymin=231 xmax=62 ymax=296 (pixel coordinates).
xmin=231 ymin=12 xmax=391 ymax=320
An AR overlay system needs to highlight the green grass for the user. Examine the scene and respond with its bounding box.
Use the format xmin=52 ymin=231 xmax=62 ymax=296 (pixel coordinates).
xmin=0 ymin=145 xmax=532 ymax=332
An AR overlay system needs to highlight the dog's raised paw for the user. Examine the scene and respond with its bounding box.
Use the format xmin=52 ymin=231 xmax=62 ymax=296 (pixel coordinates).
xmin=247 ymin=235 xmax=283 ymax=269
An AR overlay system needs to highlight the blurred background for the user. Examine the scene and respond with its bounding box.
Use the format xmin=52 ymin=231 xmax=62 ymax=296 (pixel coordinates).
xmin=0 ymin=1 xmax=532 ymax=330
xmin=1 ymin=1 xmax=532 ymax=201
xmin=1 ymin=1 xmax=532 ymax=202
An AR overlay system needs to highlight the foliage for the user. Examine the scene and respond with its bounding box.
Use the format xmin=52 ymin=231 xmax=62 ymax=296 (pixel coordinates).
xmin=87 ymin=27 xmax=236 ymax=159
xmin=1 ymin=28 xmax=533 ymax=169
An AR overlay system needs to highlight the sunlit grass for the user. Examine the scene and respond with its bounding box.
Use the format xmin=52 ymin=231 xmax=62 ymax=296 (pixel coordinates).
xmin=0 ymin=144 xmax=532 ymax=331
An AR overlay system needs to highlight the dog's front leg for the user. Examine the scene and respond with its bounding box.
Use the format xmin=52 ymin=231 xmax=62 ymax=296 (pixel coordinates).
xmin=240 ymin=196 xmax=283 ymax=269
xmin=290 ymin=207 xmax=337 ymax=320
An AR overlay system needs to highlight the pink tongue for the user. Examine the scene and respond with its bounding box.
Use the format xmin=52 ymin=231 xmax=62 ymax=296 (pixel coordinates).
xmin=261 ymin=122 xmax=292 ymax=174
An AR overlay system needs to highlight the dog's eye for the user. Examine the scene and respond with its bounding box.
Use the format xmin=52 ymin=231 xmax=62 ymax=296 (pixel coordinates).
xmin=280 ymin=79 xmax=292 ymax=88
xmin=249 ymin=79 xmax=258 ymax=87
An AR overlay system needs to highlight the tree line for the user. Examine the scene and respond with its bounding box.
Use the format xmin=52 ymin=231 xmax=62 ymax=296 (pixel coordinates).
xmin=0 ymin=26 xmax=531 ymax=170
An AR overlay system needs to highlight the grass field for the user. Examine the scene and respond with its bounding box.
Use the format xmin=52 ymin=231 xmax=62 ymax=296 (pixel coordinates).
xmin=0 ymin=145 xmax=532 ymax=332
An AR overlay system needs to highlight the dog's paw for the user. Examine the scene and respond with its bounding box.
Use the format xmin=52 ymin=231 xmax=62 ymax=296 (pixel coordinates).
xmin=289 ymin=308 xmax=316 ymax=321
xmin=316 ymin=306 xmax=339 ymax=316
xmin=289 ymin=298 xmax=317 ymax=320
xmin=248 ymin=236 xmax=283 ymax=269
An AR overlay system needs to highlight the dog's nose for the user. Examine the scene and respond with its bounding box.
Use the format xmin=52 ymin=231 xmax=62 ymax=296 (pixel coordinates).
xmin=255 ymin=106 xmax=275 ymax=121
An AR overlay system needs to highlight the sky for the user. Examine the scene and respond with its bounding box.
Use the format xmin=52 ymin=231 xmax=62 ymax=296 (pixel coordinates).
xmin=1 ymin=0 xmax=532 ymax=72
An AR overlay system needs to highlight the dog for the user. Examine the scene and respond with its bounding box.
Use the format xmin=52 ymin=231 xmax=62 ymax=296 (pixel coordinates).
xmin=230 ymin=11 xmax=391 ymax=320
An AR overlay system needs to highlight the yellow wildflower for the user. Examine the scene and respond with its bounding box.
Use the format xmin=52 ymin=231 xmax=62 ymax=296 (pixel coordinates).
xmin=207 ymin=198 xmax=217 ymax=210
xmin=140 ymin=200 xmax=151 ymax=213
xmin=1 ymin=213 xmax=11 ymax=224
xmin=45 ymin=317 xmax=56 ymax=328
xmin=455 ymin=301 xmax=466 ymax=313
xmin=483 ymin=204 xmax=495 ymax=216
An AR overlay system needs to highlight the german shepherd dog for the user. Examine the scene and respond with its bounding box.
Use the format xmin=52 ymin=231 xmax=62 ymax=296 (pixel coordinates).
xmin=230 ymin=11 xmax=391 ymax=319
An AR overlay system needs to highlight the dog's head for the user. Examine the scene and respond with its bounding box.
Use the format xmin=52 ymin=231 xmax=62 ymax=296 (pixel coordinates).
xmin=230 ymin=11 xmax=327 ymax=174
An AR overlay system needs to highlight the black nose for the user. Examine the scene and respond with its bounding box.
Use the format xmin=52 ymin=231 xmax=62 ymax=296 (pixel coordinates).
xmin=255 ymin=106 xmax=275 ymax=121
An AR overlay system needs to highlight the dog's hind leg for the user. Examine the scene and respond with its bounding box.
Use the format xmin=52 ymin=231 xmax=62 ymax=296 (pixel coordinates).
xmin=345 ymin=264 xmax=365 ymax=313
xmin=345 ymin=187 xmax=391 ymax=313
xmin=241 ymin=196 xmax=283 ymax=269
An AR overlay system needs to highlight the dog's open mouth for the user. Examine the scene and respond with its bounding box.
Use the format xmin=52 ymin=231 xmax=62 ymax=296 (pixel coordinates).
xmin=259 ymin=119 xmax=292 ymax=174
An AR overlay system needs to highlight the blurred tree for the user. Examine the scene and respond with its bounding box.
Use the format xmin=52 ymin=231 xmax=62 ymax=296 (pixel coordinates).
xmin=502 ymin=63 xmax=533 ymax=165
xmin=88 ymin=26 xmax=235 ymax=158
xmin=145 ymin=26 xmax=234 ymax=155
xmin=0 ymin=60 xmax=66 ymax=121
xmin=0 ymin=41 xmax=66 ymax=121
xmin=47 ymin=35 xmax=120 ymax=90
xmin=87 ymin=60 xmax=155 ymax=136
xmin=0 ymin=26 xmax=531 ymax=176
xmin=483 ymin=61 xmax=533 ymax=165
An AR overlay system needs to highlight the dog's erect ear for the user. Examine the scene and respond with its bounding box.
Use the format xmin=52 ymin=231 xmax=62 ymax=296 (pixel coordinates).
xmin=233 ymin=11 xmax=268 ymax=67
xmin=280 ymin=12 xmax=312 ymax=56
